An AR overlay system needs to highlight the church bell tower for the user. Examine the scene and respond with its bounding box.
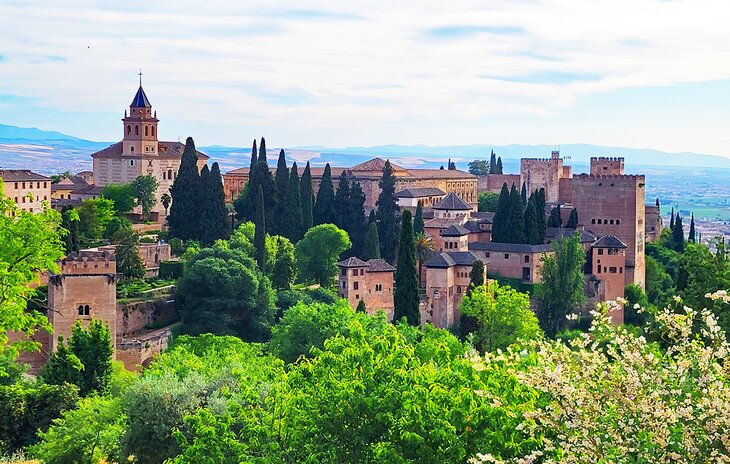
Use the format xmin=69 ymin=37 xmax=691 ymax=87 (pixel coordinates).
xmin=122 ymin=72 xmax=159 ymax=157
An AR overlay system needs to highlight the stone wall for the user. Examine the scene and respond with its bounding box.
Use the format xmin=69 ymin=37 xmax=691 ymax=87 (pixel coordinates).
xmin=479 ymin=174 xmax=521 ymax=194
xmin=117 ymin=297 xmax=178 ymax=337
xmin=116 ymin=327 xmax=172 ymax=371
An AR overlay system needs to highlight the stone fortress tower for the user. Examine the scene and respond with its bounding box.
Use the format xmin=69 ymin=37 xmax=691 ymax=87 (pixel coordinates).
xmin=520 ymin=150 xmax=572 ymax=204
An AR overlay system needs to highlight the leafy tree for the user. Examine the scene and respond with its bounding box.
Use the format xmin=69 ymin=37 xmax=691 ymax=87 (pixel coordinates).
xmin=334 ymin=171 xmax=350 ymax=229
xmin=346 ymin=180 xmax=367 ymax=257
xmin=161 ymin=192 xmax=171 ymax=217
xmin=295 ymin=224 xmax=351 ymax=286
xmin=0 ymin=186 xmax=65 ymax=375
xmin=169 ymin=137 xmax=201 ymax=241
xmin=645 ymin=255 xmax=675 ymax=308
xmin=300 ymin=161 xmax=314 ymax=232
xmin=413 ymin=200 xmax=424 ymax=235
xmin=60 ymin=206 xmax=80 ymax=253
xmin=268 ymin=300 xmax=356 ymax=363
xmin=523 ymin=194 xmax=541 ymax=245
xmin=672 ymin=213 xmax=685 ymax=252
xmin=376 ymin=160 xmax=400 ymax=263
xmin=199 ymin=162 xmax=230 ymax=246
xmin=32 ymin=395 xmax=125 ymax=464
xmin=132 ymin=174 xmax=158 ymax=221
xmin=491 ymin=183 xmax=510 ymax=242
xmin=254 ymin=186 xmax=267 ymax=270
xmin=448 ymin=159 xmax=456 ymax=170
xmin=282 ymin=162 xmax=303 ymax=242
xmin=489 ymin=150 xmax=497 ymax=174
xmin=362 ymin=222 xmax=381 ymax=260
xmin=268 ymin=235 xmax=296 ymax=290
xmin=78 ymin=198 xmax=115 ymax=242
xmin=469 ymin=259 xmax=485 ymax=289
xmin=101 ymin=182 xmax=136 ymax=215
xmin=104 ymin=215 xmax=131 ymax=240
xmin=40 ymin=335 xmax=83 ymax=388
xmin=567 ymin=208 xmax=578 ymax=229
xmin=468 ymin=159 xmax=489 ymax=175
xmin=113 ymin=228 xmax=145 ymax=279
xmin=624 ymin=284 xmax=649 ymax=327
xmin=272 ymin=149 xmax=289 ymax=235
xmin=688 ymin=213 xmax=696 ymax=243
xmin=536 ymin=232 xmax=586 ymax=337
xmin=478 ymin=191 xmax=499 ymax=212
xmin=314 ymin=163 xmax=336 ymax=225
xmin=394 ymin=210 xmax=420 ymax=326
xmin=460 ymin=284 xmax=542 ymax=352
xmin=547 ymin=204 xmax=562 ymax=227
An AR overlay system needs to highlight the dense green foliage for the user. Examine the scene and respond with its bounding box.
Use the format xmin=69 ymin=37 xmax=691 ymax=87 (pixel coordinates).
xmin=132 ymin=174 xmax=158 ymax=220
xmin=295 ymin=224 xmax=351 ymax=286
xmin=283 ymin=161 xmax=303 ymax=242
xmin=169 ymin=137 xmax=201 ymax=241
xmin=313 ymin=163 xmax=336 ymax=225
xmin=101 ymin=182 xmax=136 ymax=215
xmin=547 ymin=204 xmax=562 ymax=227
xmin=478 ymin=191 xmax=499 ymax=212
xmin=254 ymin=186 xmax=267 ymax=269
xmin=566 ymin=208 xmax=578 ymax=229
xmin=362 ymin=221 xmax=381 ymax=260
xmin=393 ymin=210 xmax=420 ymax=326
xmin=468 ymin=159 xmax=489 ymax=175
xmin=413 ymin=201 xmax=424 ymax=235
xmin=272 ymin=149 xmax=289 ymax=236
xmin=199 ymin=162 xmax=230 ymax=246
xmin=112 ymin=228 xmax=145 ymax=279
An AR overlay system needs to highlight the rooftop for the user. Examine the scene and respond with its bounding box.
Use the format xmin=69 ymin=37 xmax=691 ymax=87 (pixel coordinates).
xmin=131 ymin=85 xmax=151 ymax=108
xmin=469 ymin=241 xmax=554 ymax=254
xmin=433 ymin=192 xmax=472 ymax=210
xmin=440 ymin=224 xmax=470 ymax=237
xmin=394 ymin=187 xmax=445 ymax=198
xmin=0 ymin=169 xmax=51 ymax=182
xmin=367 ymin=259 xmax=396 ymax=272
xmin=91 ymin=141 xmax=209 ymax=160
xmin=425 ymin=251 xmax=479 ymax=268
xmin=337 ymin=257 xmax=368 ymax=268
xmin=592 ymin=235 xmax=627 ymax=248
xmin=545 ymin=227 xmax=598 ymax=244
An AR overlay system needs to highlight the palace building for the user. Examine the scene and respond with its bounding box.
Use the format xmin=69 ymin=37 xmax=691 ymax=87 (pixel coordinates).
xmin=91 ymin=79 xmax=208 ymax=219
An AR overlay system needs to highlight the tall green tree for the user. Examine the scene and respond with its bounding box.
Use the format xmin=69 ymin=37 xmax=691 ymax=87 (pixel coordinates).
xmin=491 ymin=183 xmax=510 ymax=242
xmin=258 ymin=137 xmax=267 ymax=164
xmin=468 ymin=160 xmax=489 ymax=175
xmin=547 ymin=204 xmax=562 ymax=228
xmin=269 ymin=236 xmax=296 ymax=290
xmin=346 ymin=181 xmax=367 ymax=257
xmin=368 ymin=209 xmax=376 ymax=225
xmin=132 ymin=175 xmax=158 ymax=221
xmin=295 ymin=224 xmax=351 ymax=286
xmin=334 ymin=171 xmax=351 ymax=229
xmin=169 ymin=137 xmax=201 ymax=241
xmin=161 ymin=192 xmax=171 ymax=217
xmin=376 ymin=160 xmax=400 ymax=263
xmin=566 ymin=208 xmax=578 ymax=229
xmin=283 ymin=162 xmax=303 ymax=242
xmin=362 ymin=222 xmax=381 ymax=260
xmin=520 ymin=183 xmax=527 ymax=207
xmin=60 ymin=206 xmax=80 ymax=253
xmin=101 ymin=183 xmax=136 ymax=215
xmin=254 ymin=186 xmax=266 ymax=269
xmin=688 ymin=213 xmax=696 ymax=243
xmin=505 ymin=184 xmax=525 ymax=244
xmin=496 ymin=156 xmax=503 ymax=174
xmin=537 ymin=232 xmax=586 ymax=337
xmin=459 ymin=260 xmax=485 ymax=341
xmin=670 ymin=207 xmax=675 ymax=230
xmin=300 ymin=162 xmax=314 ymax=232
xmin=413 ymin=201 xmax=424 ymax=235
xmin=524 ymin=195 xmax=541 ymax=245
xmin=414 ymin=232 xmax=436 ymax=283
xmin=199 ymin=162 xmax=230 ymax=246
xmin=113 ymin=228 xmax=145 ymax=279
xmin=536 ymin=188 xmax=547 ymax=239
xmin=672 ymin=213 xmax=685 ymax=252
xmin=313 ymin=163 xmax=336 ymax=225
xmin=272 ymin=149 xmax=289 ymax=235
xmin=393 ymin=210 xmax=420 ymax=326
xmin=233 ymin=140 xmax=258 ymax=223
xmin=489 ymin=150 xmax=497 ymax=174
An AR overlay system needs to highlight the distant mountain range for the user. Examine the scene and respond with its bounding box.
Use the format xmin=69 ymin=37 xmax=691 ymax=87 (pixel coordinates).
xmin=1 ymin=123 xmax=729 ymax=175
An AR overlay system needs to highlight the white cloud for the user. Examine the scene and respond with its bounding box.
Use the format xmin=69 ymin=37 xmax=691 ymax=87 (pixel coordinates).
xmin=0 ymin=0 xmax=729 ymax=153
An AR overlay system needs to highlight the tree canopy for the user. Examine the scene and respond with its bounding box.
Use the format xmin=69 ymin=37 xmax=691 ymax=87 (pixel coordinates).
xmin=295 ymin=224 xmax=351 ymax=286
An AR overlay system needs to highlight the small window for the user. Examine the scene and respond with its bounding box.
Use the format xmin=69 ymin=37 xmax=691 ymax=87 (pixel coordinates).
xmin=609 ymin=267 xmax=617 ymax=273
xmin=355 ymin=294 xmax=359 ymax=300
xmin=353 ymin=281 xmax=359 ymax=290
xmin=457 ymin=286 xmax=462 ymax=294
xmin=504 ymin=253 xmax=509 ymax=259
xmin=375 ymin=283 xmax=383 ymax=292
xmin=135 ymin=125 xmax=139 ymax=135
xmin=145 ymin=126 xmax=149 ymax=136
xmin=131 ymin=146 xmax=134 ymax=153
xmin=616 ymin=219 xmax=621 ymax=225
xmin=598 ymin=249 xmax=604 ymax=255
xmin=127 ymin=125 xmax=131 ymax=135
xmin=609 ymin=219 xmax=614 ymax=225
xmin=620 ymin=267 xmax=623 ymax=274
xmin=360 ymin=269 xmax=364 ymax=276
xmin=597 ymin=264 xmax=602 ymax=273
xmin=77 ymin=304 xmax=90 ymax=316
xmin=485 ymin=252 xmax=490 ymax=258
xmin=524 ymin=255 xmax=529 ymax=263
xmin=341 ymin=268 xmax=347 ymax=276
xmin=130 ymin=160 xmax=134 ymax=166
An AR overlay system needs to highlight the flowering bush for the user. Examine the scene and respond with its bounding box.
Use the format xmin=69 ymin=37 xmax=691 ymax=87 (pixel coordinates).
xmin=470 ymin=296 xmax=730 ymax=464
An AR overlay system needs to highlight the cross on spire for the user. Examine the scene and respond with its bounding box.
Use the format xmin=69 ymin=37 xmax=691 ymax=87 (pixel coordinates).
xmin=138 ymin=69 xmax=143 ymax=86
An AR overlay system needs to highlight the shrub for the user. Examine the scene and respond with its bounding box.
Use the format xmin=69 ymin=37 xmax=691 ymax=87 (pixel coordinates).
xmin=159 ymin=260 xmax=184 ymax=279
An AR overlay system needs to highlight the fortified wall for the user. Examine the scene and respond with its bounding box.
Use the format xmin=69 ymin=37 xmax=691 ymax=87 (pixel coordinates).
xmin=521 ymin=151 xmax=571 ymax=204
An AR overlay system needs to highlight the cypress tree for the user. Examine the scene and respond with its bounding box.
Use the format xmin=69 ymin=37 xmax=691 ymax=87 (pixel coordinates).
xmin=489 ymin=150 xmax=497 ymax=174
xmin=496 ymin=156 xmax=503 ymax=174
xmin=313 ymin=163 xmax=336 ymax=225
xmin=536 ymin=188 xmax=547 ymax=239
xmin=258 ymin=163 xmax=275 ymax=234
xmin=524 ymin=195 xmax=541 ymax=245
xmin=249 ymin=139 xmax=258 ymax=170
xmin=198 ymin=164 xmax=210 ymax=236
xmin=300 ymin=162 xmax=314 ymax=231
xmin=254 ymin=186 xmax=266 ymax=269
xmin=362 ymin=222 xmax=381 ymax=260
xmin=469 ymin=260 xmax=485 ymax=289
xmin=169 ymin=137 xmax=200 ymax=241
xmin=258 ymin=137 xmax=267 ymax=164
xmin=272 ymin=149 xmax=289 ymax=235
xmin=347 ymin=180 xmax=367 ymax=258
xmin=356 ymin=299 xmax=367 ymax=313
xmin=393 ymin=210 xmax=420 ymax=326
xmin=334 ymin=171 xmax=351 ymax=229
xmin=567 ymin=208 xmax=578 ymax=229
xmin=656 ymin=198 xmax=660 ymax=209
xmin=283 ymin=162 xmax=303 ymax=242
xmin=199 ymin=162 xmax=230 ymax=245
xmin=234 ymin=140 xmax=258 ymax=223
xmin=688 ymin=213 xmax=696 ymax=243
xmin=413 ymin=201 xmax=424 ymax=235
xmin=547 ymin=205 xmax=562 ymax=228
xmin=670 ymin=207 xmax=675 ymax=230
xmin=521 ymin=183 xmax=527 ymax=208
xmin=672 ymin=213 xmax=685 ymax=252
xmin=491 ymin=183 xmax=510 ymax=242
xmin=506 ymin=184 xmax=525 ymax=243
xmin=377 ymin=160 xmax=400 ymax=263
xmin=368 ymin=209 xmax=376 ymax=225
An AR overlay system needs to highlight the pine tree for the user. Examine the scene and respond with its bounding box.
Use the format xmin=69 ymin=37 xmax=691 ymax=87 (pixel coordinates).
xmin=536 ymin=188 xmax=547 ymax=239
xmin=506 ymin=184 xmax=526 ymax=244
xmin=300 ymin=162 xmax=314 ymax=232
xmin=283 ymin=162 xmax=303 ymax=242
xmin=491 ymin=183 xmax=510 ymax=242
xmin=356 ymin=299 xmax=367 ymax=313
xmin=547 ymin=205 xmax=562 ymax=227
xmin=448 ymin=159 xmax=456 ymax=170
xmin=521 ymin=183 xmax=527 ymax=208
xmin=496 ymin=156 xmax=503 ymax=174
xmin=362 ymin=222 xmax=381 ymax=260
xmin=272 ymin=149 xmax=289 ymax=235
xmin=200 ymin=162 xmax=230 ymax=245
xmin=672 ymin=213 xmax=685 ymax=252
xmin=567 ymin=208 xmax=578 ymax=229
xmin=393 ymin=210 xmax=420 ymax=326
xmin=413 ymin=201 xmax=424 ymax=235
xmin=368 ymin=209 xmax=376 ymax=225
xmin=524 ymin=195 xmax=541 ymax=245
xmin=254 ymin=186 xmax=266 ymax=269
xmin=169 ymin=137 xmax=200 ymax=241
xmin=670 ymin=207 xmax=675 ymax=230
xmin=314 ymin=163 xmax=336 ymax=225
xmin=377 ymin=160 xmax=400 ymax=263
xmin=688 ymin=213 xmax=696 ymax=243
xmin=334 ymin=171 xmax=351 ymax=229
xmin=347 ymin=181 xmax=367 ymax=258
xmin=489 ymin=150 xmax=497 ymax=174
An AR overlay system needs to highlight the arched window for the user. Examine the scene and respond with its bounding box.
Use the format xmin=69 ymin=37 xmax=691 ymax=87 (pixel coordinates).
xmin=604 ymin=219 xmax=608 ymax=224
xmin=592 ymin=218 xmax=596 ymax=224
xmin=597 ymin=219 xmax=602 ymax=224
xmin=130 ymin=146 xmax=134 ymax=153
xmin=163 ymin=171 xmax=167 ymax=180
xmin=609 ymin=219 xmax=615 ymax=225
xmin=168 ymin=169 xmax=173 ymax=180
xmin=154 ymin=253 xmax=159 ymax=264
xmin=145 ymin=126 xmax=149 ymax=136
xmin=151 ymin=126 xmax=155 ymax=137
xmin=135 ymin=125 xmax=139 ymax=135
xmin=127 ymin=125 xmax=131 ymax=135
xmin=616 ymin=219 xmax=621 ymax=225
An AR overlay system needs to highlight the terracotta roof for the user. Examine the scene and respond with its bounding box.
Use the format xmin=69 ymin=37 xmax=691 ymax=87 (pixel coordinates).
xmin=91 ymin=141 xmax=208 ymax=160
xmin=423 ymin=217 xmax=464 ymax=229
xmin=351 ymin=157 xmax=406 ymax=172
xmin=52 ymin=176 xmax=89 ymax=192
xmin=0 ymin=169 xmax=50 ymax=182
xmin=52 ymin=198 xmax=83 ymax=208
xmin=425 ymin=251 xmax=479 ymax=268
xmin=440 ymin=224 xmax=470 ymax=237
xmin=73 ymin=185 xmax=104 ymax=196
xmin=433 ymin=192 xmax=472 ymax=210
xmin=337 ymin=257 xmax=368 ymax=267
xmin=462 ymin=220 xmax=483 ymax=233
xmin=545 ymin=227 xmax=597 ymax=244
xmin=405 ymin=168 xmax=476 ymax=179
xmin=469 ymin=241 xmax=554 ymax=253
xmin=471 ymin=211 xmax=495 ymax=223
xmin=131 ymin=85 xmax=151 ymax=108
xmin=395 ymin=187 xmax=445 ymax=198
xmin=367 ymin=259 xmax=395 ymax=272
xmin=592 ymin=235 xmax=627 ymax=248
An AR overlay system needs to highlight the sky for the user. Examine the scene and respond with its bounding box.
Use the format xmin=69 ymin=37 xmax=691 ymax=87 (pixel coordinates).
xmin=1 ymin=0 xmax=729 ymax=156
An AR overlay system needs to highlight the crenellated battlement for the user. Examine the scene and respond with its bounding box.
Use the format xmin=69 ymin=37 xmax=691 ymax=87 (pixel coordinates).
xmin=573 ymin=174 xmax=644 ymax=180
xmin=590 ymin=156 xmax=624 ymax=162
xmin=59 ymin=250 xmax=116 ymax=275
